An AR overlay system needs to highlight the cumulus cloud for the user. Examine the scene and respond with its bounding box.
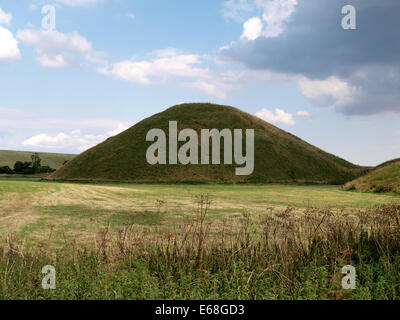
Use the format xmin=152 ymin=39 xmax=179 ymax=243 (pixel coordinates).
xmin=0 ymin=8 xmax=20 ymax=62
xmin=98 ymin=53 xmax=209 ymax=85
xmin=256 ymin=108 xmax=295 ymax=125
xmin=0 ymin=8 xmax=12 ymax=26
xmin=241 ymin=17 xmax=263 ymax=40
xmin=219 ymin=0 xmax=400 ymax=115
xmin=22 ymin=123 xmax=131 ymax=151
xmin=98 ymin=50 xmax=246 ymax=98
xmin=224 ymin=0 xmax=298 ymax=38
xmin=0 ymin=27 xmax=20 ymax=62
xmin=99 ymin=48 xmax=294 ymax=99
xmin=22 ymin=132 xmax=106 ymax=151
xmin=257 ymin=0 xmax=298 ymax=38
xmin=0 ymin=107 xmax=132 ymax=152
xmin=298 ymin=76 xmax=359 ymax=108
xmin=222 ymin=0 xmax=253 ymax=21
xmin=17 ymin=29 xmax=104 ymax=68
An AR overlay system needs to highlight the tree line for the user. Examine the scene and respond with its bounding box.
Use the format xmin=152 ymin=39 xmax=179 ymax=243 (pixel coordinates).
xmin=0 ymin=153 xmax=56 ymax=174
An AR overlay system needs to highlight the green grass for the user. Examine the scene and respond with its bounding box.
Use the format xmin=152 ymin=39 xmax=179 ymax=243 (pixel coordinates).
xmin=0 ymin=180 xmax=60 ymax=194
xmin=2 ymin=180 xmax=400 ymax=300
xmin=0 ymin=150 xmax=76 ymax=169
xmin=344 ymin=159 xmax=400 ymax=193
xmin=2 ymin=195 xmax=400 ymax=300
xmin=49 ymin=103 xmax=368 ymax=184
xmin=1 ymin=179 xmax=399 ymax=245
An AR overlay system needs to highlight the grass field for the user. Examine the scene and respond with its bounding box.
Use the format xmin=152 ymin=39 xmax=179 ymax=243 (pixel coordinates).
xmin=345 ymin=159 xmax=400 ymax=193
xmin=2 ymin=179 xmax=400 ymax=300
xmin=0 ymin=150 xmax=76 ymax=169
xmin=1 ymin=180 xmax=399 ymax=245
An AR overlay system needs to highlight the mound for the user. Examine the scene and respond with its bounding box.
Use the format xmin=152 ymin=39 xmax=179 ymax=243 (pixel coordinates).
xmin=49 ymin=103 xmax=366 ymax=184
xmin=0 ymin=150 xmax=76 ymax=169
xmin=344 ymin=159 xmax=400 ymax=193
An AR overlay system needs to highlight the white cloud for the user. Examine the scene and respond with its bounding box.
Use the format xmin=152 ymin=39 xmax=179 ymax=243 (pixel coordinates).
xmin=298 ymin=76 xmax=359 ymax=108
xmin=17 ymin=29 xmax=104 ymax=68
xmin=241 ymin=17 xmax=263 ymax=40
xmin=257 ymin=0 xmax=298 ymax=38
xmin=0 ymin=107 xmax=133 ymax=152
xmin=23 ymin=133 xmax=70 ymax=147
xmin=296 ymin=111 xmax=311 ymax=118
xmin=0 ymin=8 xmax=12 ymax=26
xmin=222 ymin=0 xmax=253 ymax=21
xmin=256 ymin=108 xmax=295 ymax=125
xmin=98 ymin=53 xmax=209 ymax=85
xmin=107 ymin=123 xmax=130 ymax=136
xmin=22 ymin=132 xmax=107 ymax=151
xmin=183 ymin=70 xmax=247 ymax=99
xmin=224 ymin=0 xmax=298 ymax=38
xmin=0 ymin=26 xmax=20 ymax=62
xmin=37 ymin=53 xmax=70 ymax=68
xmin=99 ymin=49 xmax=292 ymax=99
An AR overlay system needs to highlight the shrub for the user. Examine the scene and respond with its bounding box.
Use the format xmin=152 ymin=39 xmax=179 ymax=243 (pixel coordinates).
xmin=13 ymin=161 xmax=33 ymax=174
xmin=0 ymin=166 xmax=14 ymax=174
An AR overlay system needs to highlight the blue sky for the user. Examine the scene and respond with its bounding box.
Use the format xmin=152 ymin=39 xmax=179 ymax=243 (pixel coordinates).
xmin=0 ymin=0 xmax=399 ymax=166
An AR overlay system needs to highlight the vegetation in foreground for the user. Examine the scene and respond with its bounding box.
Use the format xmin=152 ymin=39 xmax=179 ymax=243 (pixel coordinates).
xmin=2 ymin=180 xmax=399 ymax=244
xmin=1 ymin=197 xmax=400 ymax=300
xmin=344 ymin=159 xmax=400 ymax=194
xmin=1 ymin=180 xmax=400 ymax=300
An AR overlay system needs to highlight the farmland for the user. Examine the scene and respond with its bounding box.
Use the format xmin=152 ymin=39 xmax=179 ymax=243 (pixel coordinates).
xmin=1 ymin=180 xmax=399 ymax=244
xmin=1 ymin=179 xmax=400 ymax=300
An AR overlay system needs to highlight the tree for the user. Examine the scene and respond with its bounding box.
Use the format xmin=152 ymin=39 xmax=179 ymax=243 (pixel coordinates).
xmin=14 ymin=161 xmax=32 ymax=174
xmin=31 ymin=153 xmax=42 ymax=173
xmin=0 ymin=166 xmax=13 ymax=174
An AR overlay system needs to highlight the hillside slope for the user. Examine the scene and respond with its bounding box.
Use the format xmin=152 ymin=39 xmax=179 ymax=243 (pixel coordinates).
xmin=0 ymin=150 xmax=76 ymax=169
xmin=49 ymin=103 xmax=366 ymax=184
xmin=344 ymin=159 xmax=400 ymax=193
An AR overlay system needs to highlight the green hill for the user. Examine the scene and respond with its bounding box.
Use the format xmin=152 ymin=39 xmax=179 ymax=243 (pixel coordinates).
xmin=344 ymin=159 xmax=400 ymax=193
xmin=49 ymin=103 xmax=367 ymax=184
xmin=0 ymin=150 xmax=76 ymax=170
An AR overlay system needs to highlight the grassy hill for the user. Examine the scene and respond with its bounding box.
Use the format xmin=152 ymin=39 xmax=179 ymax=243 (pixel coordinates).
xmin=344 ymin=159 xmax=400 ymax=193
xmin=49 ymin=103 xmax=367 ymax=184
xmin=0 ymin=150 xmax=76 ymax=170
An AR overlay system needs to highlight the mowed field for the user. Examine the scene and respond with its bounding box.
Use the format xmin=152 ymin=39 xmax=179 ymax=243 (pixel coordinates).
xmin=1 ymin=178 xmax=399 ymax=246
xmin=3 ymin=179 xmax=400 ymax=299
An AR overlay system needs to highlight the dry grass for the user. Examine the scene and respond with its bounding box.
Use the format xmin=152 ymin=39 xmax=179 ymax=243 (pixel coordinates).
xmin=1 ymin=180 xmax=399 ymax=248
xmin=2 ymin=194 xmax=400 ymax=299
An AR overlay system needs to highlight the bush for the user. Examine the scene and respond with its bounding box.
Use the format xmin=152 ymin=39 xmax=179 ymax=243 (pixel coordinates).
xmin=13 ymin=161 xmax=33 ymax=174
xmin=12 ymin=156 xmax=55 ymax=174
xmin=40 ymin=166 xmax=56 ymax=173
xmin=0 ymin=166 xmax=14 ymax=174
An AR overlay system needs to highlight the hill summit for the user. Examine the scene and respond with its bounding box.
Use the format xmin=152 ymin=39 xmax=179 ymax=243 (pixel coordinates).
xmin=49 ymin=103 xmax=365 ymax=184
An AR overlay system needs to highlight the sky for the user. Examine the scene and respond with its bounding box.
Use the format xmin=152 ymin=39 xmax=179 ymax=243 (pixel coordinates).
xmin=0 ymin=0 xmax=399 ymax=166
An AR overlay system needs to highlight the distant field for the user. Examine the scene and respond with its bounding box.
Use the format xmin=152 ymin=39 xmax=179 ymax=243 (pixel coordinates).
xmin=0 ymin=150 xmax=76 ymax=169
xmin=0 ymin=180 xmax=399 ymax=245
